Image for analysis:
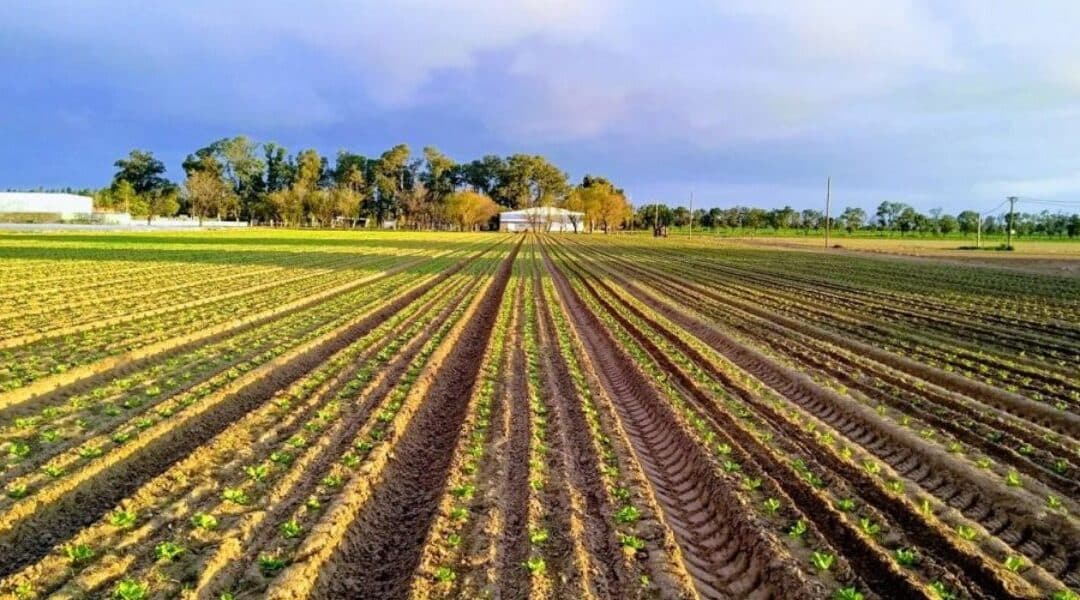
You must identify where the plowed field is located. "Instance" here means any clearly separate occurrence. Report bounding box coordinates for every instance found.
[0,230,1076,600]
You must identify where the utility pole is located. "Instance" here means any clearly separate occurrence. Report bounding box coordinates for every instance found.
[1006,196,1017,249]
[824,176,831,248]
[689,191,694,239]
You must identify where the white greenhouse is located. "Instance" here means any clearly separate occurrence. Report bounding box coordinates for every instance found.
[0,193,94,221]
[499,206,585,233]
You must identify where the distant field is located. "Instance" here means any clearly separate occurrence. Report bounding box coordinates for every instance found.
[690,234,1080,276]
[727,234,1080,254]
[0,229,1076,600]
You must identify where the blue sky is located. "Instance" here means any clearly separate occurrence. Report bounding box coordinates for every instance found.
[2,1,1079,215]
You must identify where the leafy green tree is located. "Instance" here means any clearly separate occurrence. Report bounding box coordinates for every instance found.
[112,150,170,196]
[957,210,980,236]
[636,203,673,229]
[264,143,293,193]
[267,189,304,226]
[293,149,323,192]
[111,180,139,213]
[372,144,411,221]
[184,169,236,225]
[840,206,866,233]
[132,187,180,225]
[939,214,958,235]
[421,146,457,202]
[495,154,568,209]
[460,155,504,197]
[445,191,499,231]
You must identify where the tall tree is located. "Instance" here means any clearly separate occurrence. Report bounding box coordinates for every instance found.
[112,150,170,196]
[372,144,411,221]
[495,154,569,209]
[421,146,457,202]
[264,143,293,193]
[184,169,236,225]
[840,206,866,233]
[460,155,505,197]
[445,191,499,231]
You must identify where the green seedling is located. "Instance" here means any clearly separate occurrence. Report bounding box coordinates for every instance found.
[788,519,808,539]
[894,548,918,567]
[525,556,546,574]
[434,566,456,583]
[834,498,855,512]
[833,587,864,600]
[258,554,287,575]
[65,543,95,564]
[529,528,549,545]
[859,518,880,537]
[451,484,475,499]
[615,505,641,524]
[113,579,148,600]
[42,465,64,478]
[222,488,249,505]
[810,551,834,571]
[1003,555,1026,572]
[110,510,137,529]
[1004,470,1022,487]
[245,464,269,482]
[741,477,762,491]
[192,512,218,530]
[280,519,302,539]
[78,446,104,459]
[619,534,646,551]
[154,541,184,562]
[270,451,293,466]
[955,524,978,541]
[763,498,781,515]
[928,581,956,600]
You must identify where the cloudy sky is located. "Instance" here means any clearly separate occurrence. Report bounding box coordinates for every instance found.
[2,1,1079,214]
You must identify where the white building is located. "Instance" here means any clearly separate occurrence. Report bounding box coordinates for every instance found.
[0,193,94,221]
[500,206,585,233]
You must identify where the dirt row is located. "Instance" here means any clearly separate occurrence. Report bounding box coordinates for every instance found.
[550,236,1077,596]
[312,238,521,598]
[539,240,822,599]
[0,244,502,579]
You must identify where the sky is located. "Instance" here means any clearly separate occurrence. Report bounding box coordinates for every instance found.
[2,1,1080,215]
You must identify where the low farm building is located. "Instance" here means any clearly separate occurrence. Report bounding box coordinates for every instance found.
[499,206,585,232]
[0,193,94,222]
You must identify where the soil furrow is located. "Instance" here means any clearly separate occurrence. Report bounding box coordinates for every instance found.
[0,247,495,578]
[540,239,820,600]
[315,238,519,600]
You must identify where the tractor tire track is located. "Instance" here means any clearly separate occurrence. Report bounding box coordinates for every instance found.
[541,239,820,600]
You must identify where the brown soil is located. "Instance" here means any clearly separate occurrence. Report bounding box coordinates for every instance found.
[588,256,1078,591]
[540,240,822,600]
[493,275,534,600]
[0,248,497,579]
[533,260,629,598]
[315,239,519,599]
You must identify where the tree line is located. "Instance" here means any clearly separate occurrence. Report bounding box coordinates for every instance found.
[636,202,1080,238]
[92,137,631,230]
